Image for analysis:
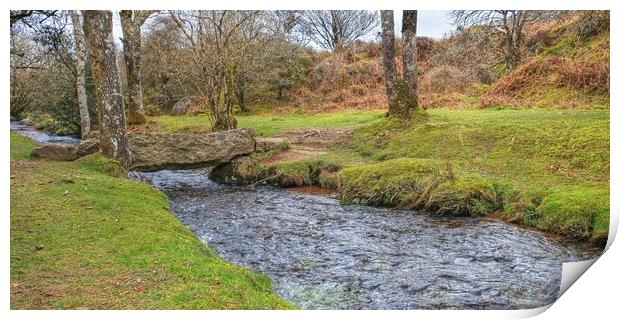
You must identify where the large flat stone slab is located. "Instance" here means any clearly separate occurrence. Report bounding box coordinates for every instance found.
[31,143,79,161]
[128,128,256,171]
[30,139,101,161]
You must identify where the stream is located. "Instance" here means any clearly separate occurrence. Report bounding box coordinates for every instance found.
[132,169,602,310]
[10,121,81,144]
[11,122,602,309]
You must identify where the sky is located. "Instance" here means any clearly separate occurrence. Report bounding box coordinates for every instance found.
[111,10,456,48]
[395,10,454,39]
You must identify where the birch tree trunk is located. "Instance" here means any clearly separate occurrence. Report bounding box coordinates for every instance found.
[402,10,421,113]
[380,10,398,116]
[120,10,153,124]
[83,10,132,167]
[69,10,91,138]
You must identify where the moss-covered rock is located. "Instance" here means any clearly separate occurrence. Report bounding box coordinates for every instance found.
[209,156,263,185]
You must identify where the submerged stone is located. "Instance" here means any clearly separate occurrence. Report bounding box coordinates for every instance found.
[210,156,261,185]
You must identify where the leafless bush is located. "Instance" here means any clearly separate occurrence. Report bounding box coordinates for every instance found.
[575,11,609,38]
[421,66,479,93]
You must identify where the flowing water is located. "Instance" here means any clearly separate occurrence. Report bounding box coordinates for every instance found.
[10,121,80,144]
[132,169,602,310]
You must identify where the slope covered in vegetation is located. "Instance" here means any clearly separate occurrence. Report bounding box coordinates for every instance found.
[480,12,610,109]
[10,133,290,309]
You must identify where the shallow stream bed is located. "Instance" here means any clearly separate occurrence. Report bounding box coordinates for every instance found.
[133,169,602,310]
[10,121,80,144]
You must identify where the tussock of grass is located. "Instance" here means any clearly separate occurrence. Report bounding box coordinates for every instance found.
[339,159,501,217]
[427,174,502,217]
[266,150,369,188]
[536,186,609,240]
[339,158,445,207]
[10,133,290,309]
[10,133,37,160]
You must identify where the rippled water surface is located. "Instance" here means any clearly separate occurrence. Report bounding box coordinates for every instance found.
[133,169,601,310]
[10,121,80,144]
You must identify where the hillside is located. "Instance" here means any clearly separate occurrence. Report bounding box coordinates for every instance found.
[480,12,610,109]
[263,11,609,112]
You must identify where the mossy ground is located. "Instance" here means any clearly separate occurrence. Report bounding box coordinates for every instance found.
[344,108,609,241]
[251,108,608,242]
[10,133,290,309]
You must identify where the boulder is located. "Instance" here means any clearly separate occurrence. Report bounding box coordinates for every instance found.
[31,143,79,161]
[172,98,192,116]
[209,156,261,185]
[255,137,288,152]
[77,138,99,157]
[128,128,256,171]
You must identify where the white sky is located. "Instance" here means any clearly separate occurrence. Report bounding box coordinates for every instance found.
[395,10,454,39]
[111,10,455,48]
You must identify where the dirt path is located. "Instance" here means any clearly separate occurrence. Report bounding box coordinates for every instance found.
[259,128,353,165]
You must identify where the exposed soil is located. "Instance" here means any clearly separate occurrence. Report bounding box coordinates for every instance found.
[260,149,326,166]
[274,128,353,149]
[259,128,353,166]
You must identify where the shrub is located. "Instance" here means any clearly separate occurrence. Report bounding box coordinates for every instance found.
[421,66,473,93]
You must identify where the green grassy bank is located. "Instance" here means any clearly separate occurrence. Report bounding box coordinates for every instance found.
[257,108,609,243]
[10,133,290,309]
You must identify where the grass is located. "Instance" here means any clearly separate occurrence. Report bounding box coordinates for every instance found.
[10,133,290,309]
[345,108,609,242]
[339,158,502,216]
[264,149,370,188]
[148,109,385,136]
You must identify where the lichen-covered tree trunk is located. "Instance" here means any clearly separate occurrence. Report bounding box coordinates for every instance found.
[380,10,399,117]
[83,10,132,167]
[120,10,148,124]
[209,62,238,131]
[69,10,91,138]
[402,10,421,114]
[236,73,249,112]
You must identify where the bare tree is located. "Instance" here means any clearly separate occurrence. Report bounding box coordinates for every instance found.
[83,10,132,167]
[267,10,308,47]
[69,10,90,138]
[299,10,378,51]
[401,10,420,112]
[120,10,155,124]
[170,10,263,130]
[451,10,545,73]
[380,11,398,116]
[10,10,57,28]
